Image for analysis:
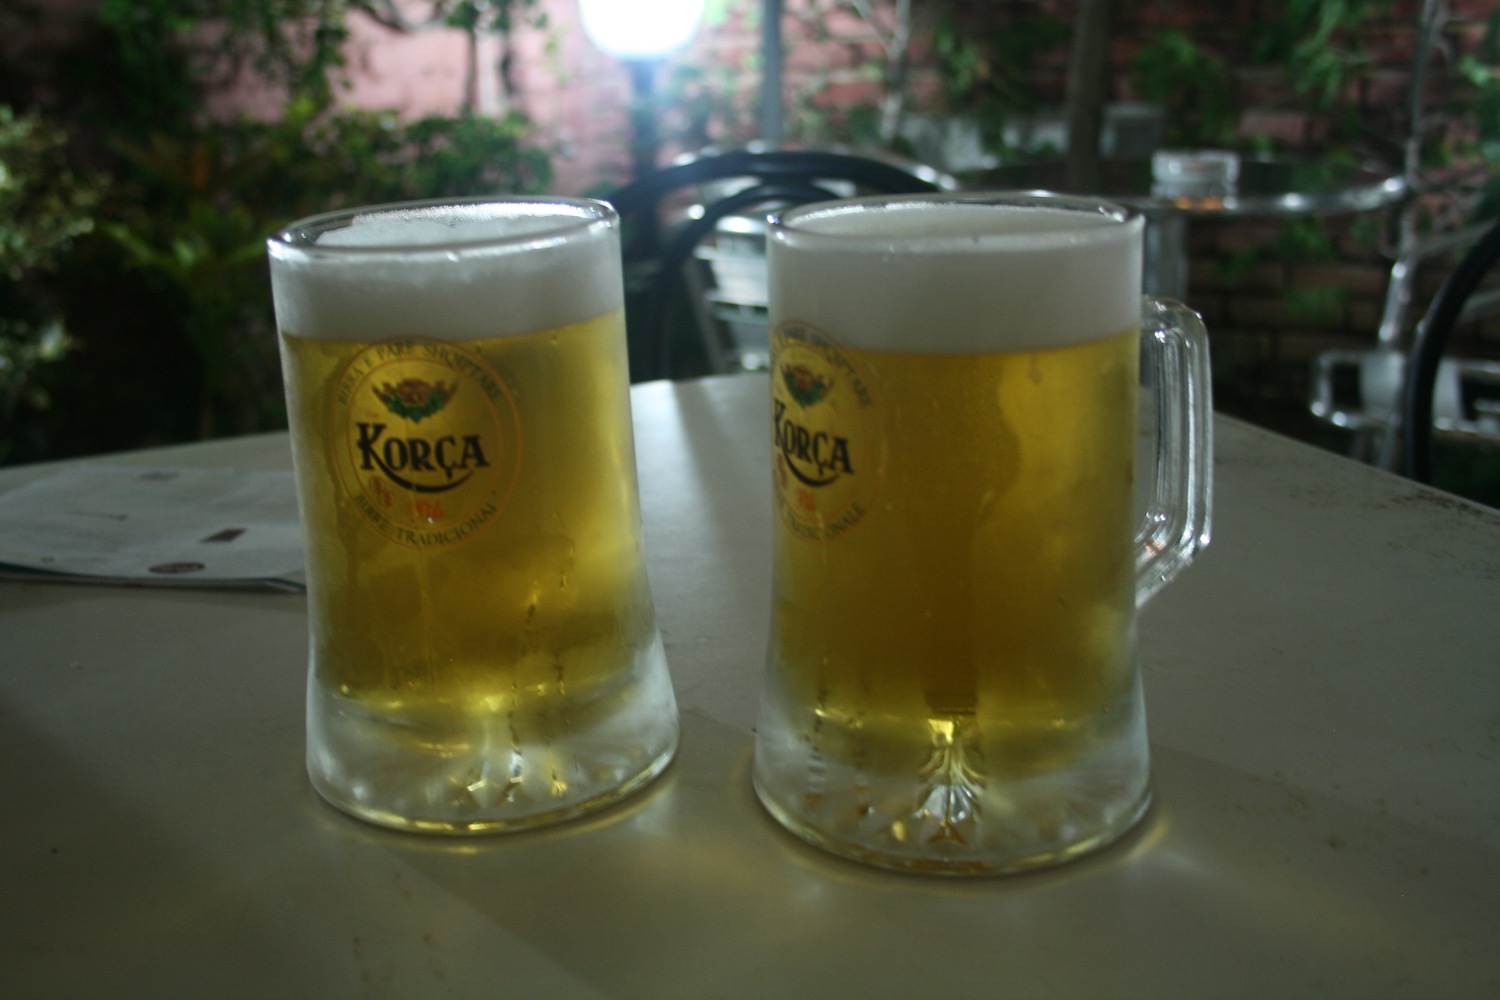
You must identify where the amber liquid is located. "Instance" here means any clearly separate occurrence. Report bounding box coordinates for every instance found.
[756,328,1146,870]
[281,307,676,831]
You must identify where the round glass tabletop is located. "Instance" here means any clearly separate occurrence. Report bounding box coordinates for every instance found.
[971,156,1406,217]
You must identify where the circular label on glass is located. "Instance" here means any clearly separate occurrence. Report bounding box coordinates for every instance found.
[331,337,521,548]
[771,321,877,542]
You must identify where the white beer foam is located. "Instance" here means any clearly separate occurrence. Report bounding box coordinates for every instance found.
[269,203,622,342]
[769,201,1143,353]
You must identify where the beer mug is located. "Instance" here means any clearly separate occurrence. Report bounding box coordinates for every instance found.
[268,197,678,834]
[753,193,1211,873]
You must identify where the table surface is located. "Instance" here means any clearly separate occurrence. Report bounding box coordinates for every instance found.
[975,156,1407,217]
[3,373,1498,999]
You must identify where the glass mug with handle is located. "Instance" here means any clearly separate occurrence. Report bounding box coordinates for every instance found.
[754,192,1211,874]
[268,197,679,834]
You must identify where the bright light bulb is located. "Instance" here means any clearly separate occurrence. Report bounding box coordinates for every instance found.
[579,0,705,60]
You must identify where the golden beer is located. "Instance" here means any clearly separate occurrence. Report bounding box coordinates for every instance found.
[753,194,1209,873]
[768,327,1139,761]
[269,198,678,833]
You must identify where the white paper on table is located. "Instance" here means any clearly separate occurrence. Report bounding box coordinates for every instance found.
[0,466,306,592]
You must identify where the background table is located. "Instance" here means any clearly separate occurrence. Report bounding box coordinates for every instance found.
[974,157,1407,298]
[3,374,1497,998]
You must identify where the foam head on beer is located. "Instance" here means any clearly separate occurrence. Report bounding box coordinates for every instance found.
[768,196,1143,354]
[269,199,622,342]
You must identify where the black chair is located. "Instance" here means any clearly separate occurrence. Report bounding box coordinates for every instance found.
[606,148,949,381]
[1402,215,1500,484]
[1309,219,1500,471]
[1306,0,1498,472]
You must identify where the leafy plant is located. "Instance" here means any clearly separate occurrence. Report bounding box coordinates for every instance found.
[0,106,102,462]
[99,99,552,437]
[1131,30,1238,148]
[930,6,1070,156]
[1458,7,1500,219]
[1250,0,1390,113]
[1,2,558,456]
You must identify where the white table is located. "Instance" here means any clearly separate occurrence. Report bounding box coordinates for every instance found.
[3,374,1497,998]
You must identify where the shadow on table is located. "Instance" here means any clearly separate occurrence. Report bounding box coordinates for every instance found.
[387,714,1495,998]
[0,700,337,997]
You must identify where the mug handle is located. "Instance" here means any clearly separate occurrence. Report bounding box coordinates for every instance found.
[1136,297,1214,607]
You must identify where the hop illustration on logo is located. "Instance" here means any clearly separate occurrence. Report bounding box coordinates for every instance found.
[375,378,457,423]
[781,364,832,407]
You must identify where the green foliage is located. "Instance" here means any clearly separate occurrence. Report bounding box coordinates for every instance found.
[929,6,1070,155]
[1217,213,1350,324]
[2,2,556,461]
[1250,0,1389,112]
[98,98,552,438]
[661,60,755,151]
[0,320,74,456]
[0,106,101,462]
[98,0,354,119]
[443,0,547,36]
[1276,215,1346,323]
[1131,31,1237,147]
[1459,8,1500,219]
[0,107,100,279]
[841,103,886,149]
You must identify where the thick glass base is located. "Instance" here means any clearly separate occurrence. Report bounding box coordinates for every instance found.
[306,634,679,835]
[751,676,1151,875]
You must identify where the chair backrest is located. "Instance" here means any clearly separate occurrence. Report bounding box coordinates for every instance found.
[1306,0,1497,472]
[1309,218,1500,471]
[606,148,947,381]
[1402,216,1500,483]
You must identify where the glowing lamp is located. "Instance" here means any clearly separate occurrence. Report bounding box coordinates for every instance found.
[579,0,705,60]
[579,0,705,178]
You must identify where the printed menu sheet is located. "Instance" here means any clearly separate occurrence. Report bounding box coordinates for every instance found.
[0,466,305,591]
